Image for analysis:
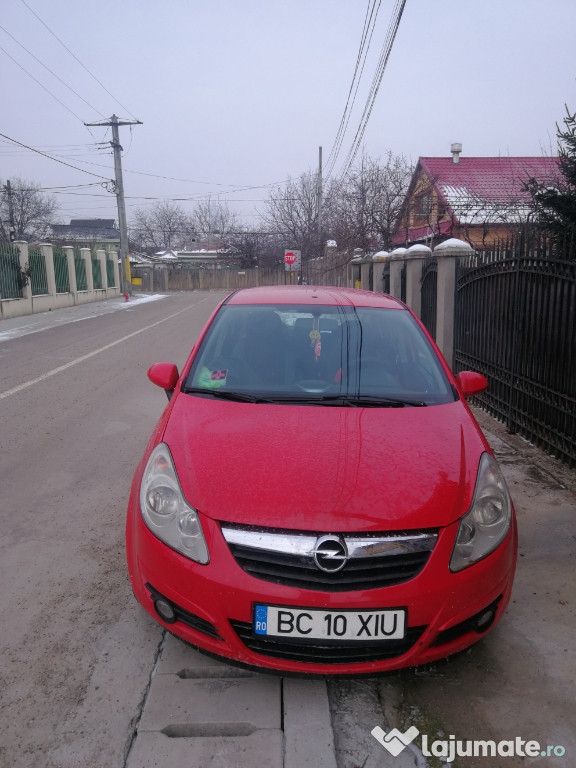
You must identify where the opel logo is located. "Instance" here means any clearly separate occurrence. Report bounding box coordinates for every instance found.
[312,535,348,573]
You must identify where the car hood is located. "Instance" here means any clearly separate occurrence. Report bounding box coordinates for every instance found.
[162,396,488,532]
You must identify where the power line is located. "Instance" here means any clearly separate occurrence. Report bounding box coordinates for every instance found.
[324,0,382,181]
[0,23,105,118]
[338,0,407,180]
[0,131,111,180]
[18,0,137,119]
[0,45,85,124]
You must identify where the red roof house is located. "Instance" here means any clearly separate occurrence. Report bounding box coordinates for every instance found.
[392,147,560,248]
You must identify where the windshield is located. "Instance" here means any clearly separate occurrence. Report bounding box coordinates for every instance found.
[184,304,455,406]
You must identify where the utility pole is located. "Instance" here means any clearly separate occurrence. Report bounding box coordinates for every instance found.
[84,115,142,294]
[4,180,16,241]
[317,146,323,240]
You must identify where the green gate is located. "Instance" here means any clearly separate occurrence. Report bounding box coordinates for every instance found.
[28,247,48,295]
[0,243,23,299]
[53,247,70,292]
[106,255,116,287]
[91,254,102,289]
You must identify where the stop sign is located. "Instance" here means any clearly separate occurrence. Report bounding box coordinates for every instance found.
[284,251,297,265]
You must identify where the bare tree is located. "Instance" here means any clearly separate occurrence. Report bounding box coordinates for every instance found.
[0,177,60,242]
[190,198,240,242]
[263,171,322,261]
[326,151,413,253]
[226,228,285,268]
[130,201,189,252]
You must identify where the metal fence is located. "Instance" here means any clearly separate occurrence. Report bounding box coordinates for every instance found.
[28,247,48,296]
[454,232,576,466]
[420,256,437,337]
[106,255,116,287]
[91,254,102,289]
[0,243,23,299]
[53,247,70,293]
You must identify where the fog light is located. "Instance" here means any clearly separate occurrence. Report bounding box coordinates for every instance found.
[154,597,176,624]
[475,608,496,632]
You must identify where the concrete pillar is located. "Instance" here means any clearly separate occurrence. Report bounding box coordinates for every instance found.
[360,260,371,290]
[371,252,389,293]
[96,249,107,289]
[404,244,432,317]
[63,246,77,295]
[110,250,120,292]
[434,238,475,369]
[39,243,57,297]
[81,247,93,292]
[350,258,362,289]
[389,248,407,300]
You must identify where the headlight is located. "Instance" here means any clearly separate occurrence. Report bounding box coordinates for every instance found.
[139,443,209,564]
[450,452,512,572]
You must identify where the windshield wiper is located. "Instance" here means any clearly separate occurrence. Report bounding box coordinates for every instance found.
[181,386,268,403]
[182,387,427,407]
[313,395,428,408]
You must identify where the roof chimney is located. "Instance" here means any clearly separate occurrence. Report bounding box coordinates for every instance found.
[451,143,462,164]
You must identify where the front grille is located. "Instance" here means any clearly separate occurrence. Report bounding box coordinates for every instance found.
[230,619,426,664]
[221,525,437,592]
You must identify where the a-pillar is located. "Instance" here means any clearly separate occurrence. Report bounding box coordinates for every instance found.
[434,238,475,369]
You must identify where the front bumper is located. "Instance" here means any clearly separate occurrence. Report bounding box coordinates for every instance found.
[126,497,517,675]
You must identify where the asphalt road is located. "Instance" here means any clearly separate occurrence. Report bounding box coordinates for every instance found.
[1,293,574,768]
[0,292,228,768]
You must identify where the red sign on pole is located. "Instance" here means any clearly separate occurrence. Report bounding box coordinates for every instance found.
[284,249,301,271]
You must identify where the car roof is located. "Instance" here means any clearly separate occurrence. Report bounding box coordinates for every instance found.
[224,285,405,309]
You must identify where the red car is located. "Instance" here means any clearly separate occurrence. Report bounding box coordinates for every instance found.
[126,285,517,675]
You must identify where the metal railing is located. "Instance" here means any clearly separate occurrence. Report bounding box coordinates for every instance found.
[454,232,576,466]
[106,255,116,287]
[53,248,70,293]
[91,254,102,289]
[0,243,23,299]
[28,247,48,296]
[420,256,437,338]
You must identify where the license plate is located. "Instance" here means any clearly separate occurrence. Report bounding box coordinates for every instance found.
[254,605,405,641]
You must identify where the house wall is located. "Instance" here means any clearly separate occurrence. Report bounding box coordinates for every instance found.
[394,164,536,249]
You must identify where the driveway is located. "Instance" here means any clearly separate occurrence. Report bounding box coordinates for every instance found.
[329,407,575,768]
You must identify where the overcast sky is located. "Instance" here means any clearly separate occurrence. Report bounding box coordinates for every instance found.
[2,0,575,227]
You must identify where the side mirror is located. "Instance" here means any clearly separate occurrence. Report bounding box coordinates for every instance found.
[147,363,180,399]
[455,371,488,398]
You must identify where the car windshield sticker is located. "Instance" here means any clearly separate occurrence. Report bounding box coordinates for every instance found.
[196,365,227,389]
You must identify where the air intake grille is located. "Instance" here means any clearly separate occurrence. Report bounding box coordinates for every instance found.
[230,620,426,664]
[221,525,437,592]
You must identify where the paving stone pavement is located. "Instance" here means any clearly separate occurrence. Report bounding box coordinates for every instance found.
[125,634,337,768]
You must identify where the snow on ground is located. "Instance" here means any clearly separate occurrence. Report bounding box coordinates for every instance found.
[0,294,168,344]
